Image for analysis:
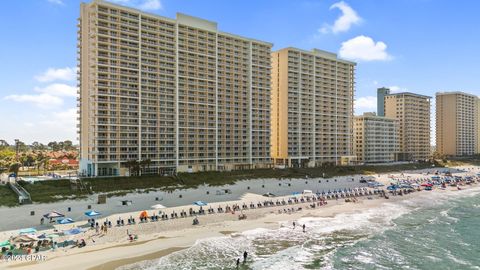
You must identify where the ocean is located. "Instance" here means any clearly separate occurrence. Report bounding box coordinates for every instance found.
[119,186,480,270]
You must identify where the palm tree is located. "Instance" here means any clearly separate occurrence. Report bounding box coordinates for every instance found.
[139,159,152,175]
[125,160,139,176]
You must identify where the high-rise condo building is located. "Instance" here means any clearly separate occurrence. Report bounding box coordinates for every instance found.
[436,91,480,156]
[384,92,431,161]
[354,112,399,163]
[78,0,272,176]
[271,48,356,167]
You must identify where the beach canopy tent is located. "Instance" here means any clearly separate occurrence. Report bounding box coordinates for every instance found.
[11,235,38,243]
[151,204,166,209]
[57,218,74,224]
[193,201,208,206]
[43,211,65,219]
[19,228,37,235]
[0,240,10,247]
[84,210,101,217]
[64,228,83,235]
[139,210,149,219]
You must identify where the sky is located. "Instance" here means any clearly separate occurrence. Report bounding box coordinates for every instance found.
[0,0,479,145]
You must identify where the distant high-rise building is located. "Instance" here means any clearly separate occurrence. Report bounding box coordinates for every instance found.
[384,92,431,161]
[78,0,272,176]
[376,87,390,116]
[436,91,480,156]
[271,48,356,167]
[354,112,399,163]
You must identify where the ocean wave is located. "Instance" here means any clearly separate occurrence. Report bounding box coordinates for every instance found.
[119,186,480,270]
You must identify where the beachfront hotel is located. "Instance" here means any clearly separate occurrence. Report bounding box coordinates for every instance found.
[436,91,480,156]
[382,90,432,161]
[271,48,356,167]
[78,0,272,176]
[353,112,399,164]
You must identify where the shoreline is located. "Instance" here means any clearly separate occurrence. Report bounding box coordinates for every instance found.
[2,166,479,270]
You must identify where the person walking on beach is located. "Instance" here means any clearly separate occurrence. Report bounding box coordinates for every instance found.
[303,224,306,233]
[293,221,296,229]
[236,258,240,269]
[243,251,248,263]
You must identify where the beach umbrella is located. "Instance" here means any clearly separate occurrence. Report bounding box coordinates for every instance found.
[11,235,38,243]
[84,210,101,217]
[0,240,10,247]
[43,211,64,219]
[139,210,149,218]
[19,228,37,235]
[64,228,83,235]
[193,201,207,206]
[151,204,166,209]
[57,218,74,224]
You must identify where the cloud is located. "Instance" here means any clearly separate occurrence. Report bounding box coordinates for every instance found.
[34,83,77,97]
[355,96,377,111]
[4,93,63,109]
[139,0,161,10]
[110,0,162,10]
[388,85,408,93]
[47,0,64,5]
[339,35,392,61]
[35,67,77,82]
[320,1,362,34]
[3,108,78,144]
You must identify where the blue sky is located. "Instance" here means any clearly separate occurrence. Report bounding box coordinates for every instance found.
[0,0,479,144]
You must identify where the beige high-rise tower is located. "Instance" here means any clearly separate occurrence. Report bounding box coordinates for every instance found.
[78,0,272,176]
[436,91,480,156]
[384,92,431,161]
[271,48,356,167]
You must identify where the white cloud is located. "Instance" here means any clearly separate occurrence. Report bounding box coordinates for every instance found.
[139,0,161,10]
[320,1,362,34]
[34,83,77,97]
[35,67,77,82]
[355,96,377,111]
[110,0,162,11]
[2,108,78,144]
[4,93,63,109]
[388,85,408,93]
[339,35,392,61]
[47,0,64,5]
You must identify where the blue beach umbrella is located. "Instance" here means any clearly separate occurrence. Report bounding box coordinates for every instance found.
[84,210,101,217]
[19,228,37,235]
[193,201,207,206]
[64,228,83,235]
[57,218,74,224]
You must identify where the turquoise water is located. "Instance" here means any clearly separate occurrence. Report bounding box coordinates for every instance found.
[120,186,480,270]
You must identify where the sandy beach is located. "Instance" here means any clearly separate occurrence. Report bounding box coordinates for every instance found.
[1,166,479,270]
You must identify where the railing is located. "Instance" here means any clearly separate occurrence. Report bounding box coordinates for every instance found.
[8,182,32,204]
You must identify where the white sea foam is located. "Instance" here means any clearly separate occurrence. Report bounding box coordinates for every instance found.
[119,186,480,270]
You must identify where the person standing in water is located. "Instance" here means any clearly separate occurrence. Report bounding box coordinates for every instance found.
[243,251,248,263]
[293,221,296,229]
[236,258,240,269]
[303,224,306,232]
